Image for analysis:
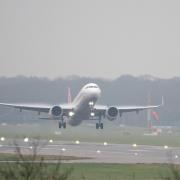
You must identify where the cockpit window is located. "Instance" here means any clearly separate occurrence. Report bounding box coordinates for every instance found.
[85,86,98,89]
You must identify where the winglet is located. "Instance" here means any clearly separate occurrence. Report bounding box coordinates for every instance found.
[161,96,164,106]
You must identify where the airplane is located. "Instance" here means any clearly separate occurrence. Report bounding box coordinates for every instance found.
[0,83,163,129]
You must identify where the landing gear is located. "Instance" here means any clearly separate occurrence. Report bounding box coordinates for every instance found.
[89,101,95,119]
[96,116,103,130]
[59,121,66,129]
[96,123,99,129]
[88,101,104,130]
[100,123,103,129]
[96,122,103,129]
[59,116,66,129]
[94,113,104,130]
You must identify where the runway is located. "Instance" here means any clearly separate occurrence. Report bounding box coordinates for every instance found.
[0,139,180,164]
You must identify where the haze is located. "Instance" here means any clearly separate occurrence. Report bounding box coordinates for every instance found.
[0,0,180,79]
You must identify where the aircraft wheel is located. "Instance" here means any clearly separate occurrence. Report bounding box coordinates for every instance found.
[63,122,66,129]
[59,122,62,129]
[96,123,99,129]
[100,123,103,129]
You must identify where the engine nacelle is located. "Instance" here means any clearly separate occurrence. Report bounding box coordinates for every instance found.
[106,107,118,121]
[49,106,62,117]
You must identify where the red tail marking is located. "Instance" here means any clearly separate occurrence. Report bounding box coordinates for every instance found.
[68,87,72,104]
[151,111,160,121]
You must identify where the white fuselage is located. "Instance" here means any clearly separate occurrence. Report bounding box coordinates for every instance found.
[68,83,101,126]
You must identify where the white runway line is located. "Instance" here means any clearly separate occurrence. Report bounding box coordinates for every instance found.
[130,150,149,152]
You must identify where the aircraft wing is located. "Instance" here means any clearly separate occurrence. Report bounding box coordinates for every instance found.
[94,97,163,114]
[0,103,51,113]
[118,104,161,113]
[0,103,73,114]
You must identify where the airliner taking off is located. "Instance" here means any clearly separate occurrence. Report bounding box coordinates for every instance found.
[0,83,163,129]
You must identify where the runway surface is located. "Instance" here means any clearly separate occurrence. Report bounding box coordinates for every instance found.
[0,139,180,164]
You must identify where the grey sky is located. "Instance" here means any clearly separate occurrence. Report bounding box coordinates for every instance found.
[0,0,180,79]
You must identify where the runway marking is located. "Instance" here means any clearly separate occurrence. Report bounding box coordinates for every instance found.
[129,150,149,152]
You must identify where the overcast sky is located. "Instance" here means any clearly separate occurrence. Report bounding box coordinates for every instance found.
[0,0,180,79]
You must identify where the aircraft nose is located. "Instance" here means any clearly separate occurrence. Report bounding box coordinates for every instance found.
[85,85,101,97]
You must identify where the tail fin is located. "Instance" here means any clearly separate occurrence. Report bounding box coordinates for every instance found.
[161,96,164,106]
[68,87,72,104]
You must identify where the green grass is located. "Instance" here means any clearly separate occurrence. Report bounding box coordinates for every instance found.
[0,153,90,161]
[59,163,180,180]
[0,163,180,180]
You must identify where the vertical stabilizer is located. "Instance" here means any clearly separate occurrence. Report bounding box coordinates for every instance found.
[68,87,72,104]
[147,92,152,131]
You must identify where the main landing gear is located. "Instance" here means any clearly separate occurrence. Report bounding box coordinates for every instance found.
[59,116,66,129]
[96,122,103,129]
[89,101,104,130]
[59,121,66,129]
[95,115,104,130]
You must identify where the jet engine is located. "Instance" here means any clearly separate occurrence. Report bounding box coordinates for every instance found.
[49,106,62,117]
[106,107,118,121]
